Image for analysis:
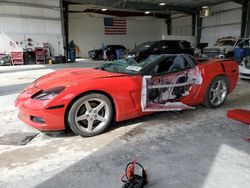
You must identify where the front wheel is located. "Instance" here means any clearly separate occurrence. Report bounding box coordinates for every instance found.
[67,93,113,137]
[204,76,228,108]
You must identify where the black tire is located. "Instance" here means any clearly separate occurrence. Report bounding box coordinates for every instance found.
[67,93,113,137]
[203,76,228,108]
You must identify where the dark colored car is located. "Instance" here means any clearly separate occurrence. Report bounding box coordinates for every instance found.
[127,40,194,62]
[0,54,11,66]
[88,45,126,60]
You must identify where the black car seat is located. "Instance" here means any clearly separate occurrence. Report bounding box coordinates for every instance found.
[168,56,185,72]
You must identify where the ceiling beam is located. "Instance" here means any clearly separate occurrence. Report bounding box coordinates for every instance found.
[0,0,60,9]
[64,0,198,14]
[119,1,197,14]
[69,8,171,19]
[231,0,244,4]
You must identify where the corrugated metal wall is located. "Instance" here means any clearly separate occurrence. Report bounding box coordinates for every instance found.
[172,14,193,36]
[170,2,242,46]
[69,13,165,57]
[0,0,64,56]
[201,2,242,45]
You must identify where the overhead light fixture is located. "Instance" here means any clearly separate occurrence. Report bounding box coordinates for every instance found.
[200,6,212,17]
[202,6,209,9]
[102,8,107,11]
[159,2,166,6]
[145,11,150,14]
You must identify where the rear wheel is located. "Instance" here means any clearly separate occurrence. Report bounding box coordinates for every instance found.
[204,76,228,108]
[67,93,113,137]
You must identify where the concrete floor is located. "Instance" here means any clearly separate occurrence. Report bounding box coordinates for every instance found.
[0,61,250,188]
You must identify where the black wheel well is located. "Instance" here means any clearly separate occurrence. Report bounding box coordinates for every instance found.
[64,90,116,131]
[217,74,230,86]
[209,73,229,81]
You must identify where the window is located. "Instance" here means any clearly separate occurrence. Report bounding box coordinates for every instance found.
[166,41,181,49]
[235,39,243,46]
[152,56,188,74]
[168,56,188,72]
[237,39,250,48]
[152,41,166,51]
[215,40,236,46]
[179,41,192,49]
[133,41,156,51]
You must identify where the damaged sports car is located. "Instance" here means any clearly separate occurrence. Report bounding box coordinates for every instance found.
[16,54,239,137]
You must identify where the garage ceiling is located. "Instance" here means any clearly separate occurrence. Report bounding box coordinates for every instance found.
[65,0,242,15]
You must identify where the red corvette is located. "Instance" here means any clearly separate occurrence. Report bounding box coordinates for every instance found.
[15,54,239,137]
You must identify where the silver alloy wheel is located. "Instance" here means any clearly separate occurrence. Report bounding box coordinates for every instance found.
[209,80,227,106]
[74,98,111,133]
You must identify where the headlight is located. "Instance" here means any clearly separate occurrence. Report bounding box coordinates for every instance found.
[32,86,65,100]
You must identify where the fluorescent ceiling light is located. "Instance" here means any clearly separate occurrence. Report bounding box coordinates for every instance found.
[102,8,107,11]
[145,11,150,14]
[159,2,166,6]
[202,6,209,9]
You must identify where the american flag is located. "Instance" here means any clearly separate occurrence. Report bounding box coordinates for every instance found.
[104,17,126,35]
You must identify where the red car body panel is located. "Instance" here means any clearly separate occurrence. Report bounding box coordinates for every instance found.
[15,58,239,131]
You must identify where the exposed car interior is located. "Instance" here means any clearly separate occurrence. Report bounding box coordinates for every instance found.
[151,55,191,74]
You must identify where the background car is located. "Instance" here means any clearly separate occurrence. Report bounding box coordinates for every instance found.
[16,54,239,137]
[88,45,126,60]
[203,37,243,58]
[126,40,194,62]
[239,56,250,79]
[0,54,11,66]
[233,38,250,63]
[193,48,202,57]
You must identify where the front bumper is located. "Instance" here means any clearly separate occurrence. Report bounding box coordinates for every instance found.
[0,60,11,66]
[15,85,66,131]
[202,53,225,58]
[239,66,250,79]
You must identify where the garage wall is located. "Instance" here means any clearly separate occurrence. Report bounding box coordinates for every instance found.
[172,14,192,36]
[0,0,64,56]
[69,13,164,57]
[69,13,197,58]
[201,2,242,45]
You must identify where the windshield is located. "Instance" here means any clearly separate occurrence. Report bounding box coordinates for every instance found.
[133,41,156,52]
[100,55,162,74]
[215,40,236,46]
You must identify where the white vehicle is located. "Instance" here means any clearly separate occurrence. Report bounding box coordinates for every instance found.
[203,37,243,58]
[236,38,250,48]
[239,56,250,79]
[193,48,202,57]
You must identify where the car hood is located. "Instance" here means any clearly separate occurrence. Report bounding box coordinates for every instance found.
[34,68,125,89]
[204,45,233,50]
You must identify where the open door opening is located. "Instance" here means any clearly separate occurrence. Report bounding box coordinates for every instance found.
[141,56,203,112]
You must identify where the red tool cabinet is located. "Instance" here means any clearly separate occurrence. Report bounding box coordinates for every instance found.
[10,52,24,65]
[35,47,45,64]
